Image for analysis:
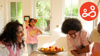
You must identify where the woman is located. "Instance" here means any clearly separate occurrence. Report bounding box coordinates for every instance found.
[0,21,25,56]
[61,18,90,56]
[25,18,42,55]
[88,22,100,56]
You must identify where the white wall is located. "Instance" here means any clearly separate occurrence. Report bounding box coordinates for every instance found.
[0,0,5,32]
[0,10,4,33]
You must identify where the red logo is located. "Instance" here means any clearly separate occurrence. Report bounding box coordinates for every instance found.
[80,2,98,21]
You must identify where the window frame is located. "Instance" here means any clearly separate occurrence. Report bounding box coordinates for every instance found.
[9,0,23,23]
[65,0,78,19]
[35,0,51,35]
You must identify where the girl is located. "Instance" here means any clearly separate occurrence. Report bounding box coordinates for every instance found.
[0,21,25,56]
[25,18,42,55]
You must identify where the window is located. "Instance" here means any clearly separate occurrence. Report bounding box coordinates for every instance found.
[36,1,50,34]
[10,2,23,24]
[65,0,78,19]
[96,2,100,27]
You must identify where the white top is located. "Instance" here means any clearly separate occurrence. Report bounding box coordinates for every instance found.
[12,44,17,55]
[88,28,100,43]
[0,44,24,56]
[73,39,82,49]
[88,33,93,42]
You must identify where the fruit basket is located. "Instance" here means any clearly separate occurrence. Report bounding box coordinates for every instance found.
[38,46,64,54]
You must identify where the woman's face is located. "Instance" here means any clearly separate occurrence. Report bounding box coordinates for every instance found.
[68,30,77,39]
[30,20,35,27]
[16,26,24,43]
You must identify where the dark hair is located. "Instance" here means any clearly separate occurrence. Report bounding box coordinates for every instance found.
[0,20,25,49]
[29,18,35,27]
[61,18,82,34]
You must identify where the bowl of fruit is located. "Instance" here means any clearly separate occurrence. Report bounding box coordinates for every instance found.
[38,46,64,54]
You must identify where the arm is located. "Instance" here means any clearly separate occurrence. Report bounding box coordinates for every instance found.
[67,35,80,56]
[74,45,90,53]
[25,20,29,27]
[75,30,92,53]
[71,50,81,56]
[34,26,43,34]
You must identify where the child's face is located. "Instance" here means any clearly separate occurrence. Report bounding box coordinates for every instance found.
[30,20,35,27]
[68,30,77,39]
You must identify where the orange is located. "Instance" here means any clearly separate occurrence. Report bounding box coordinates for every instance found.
[51,46,54,48]
[53,48,56,51]
[58,48,62,51]
[49,48,54,51]
[44,48,49,51]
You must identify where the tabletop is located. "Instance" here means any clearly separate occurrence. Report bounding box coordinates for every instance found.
[29,51,68,56]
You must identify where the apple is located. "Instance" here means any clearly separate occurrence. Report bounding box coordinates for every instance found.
[61,47,64,50]
[55,46,58,50]
[49,46,52,48]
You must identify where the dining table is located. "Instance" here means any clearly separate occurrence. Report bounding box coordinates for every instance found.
[29,51,68,56]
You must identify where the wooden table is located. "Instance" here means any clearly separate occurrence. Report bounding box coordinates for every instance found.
[29,51,68,56]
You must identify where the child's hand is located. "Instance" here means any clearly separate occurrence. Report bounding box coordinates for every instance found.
[33,24,35,27]
[34,26,38,30]
[25,20,28,27]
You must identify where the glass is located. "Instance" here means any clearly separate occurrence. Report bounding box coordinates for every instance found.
[36,1,44,17]
[11,18,16,21]
[65,0,71,16]
[11,2,16,17]
[36,1,50,34]
[35,17,44,31]
[44,17,50,33]
[65,0,78,16]
[65,17,71,19]
[36,1,50,17]
[17,18,23,24]
[72,0,78,16]
[17,2,22,17]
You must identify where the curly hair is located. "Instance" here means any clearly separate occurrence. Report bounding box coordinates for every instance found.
[61,18,82,34]
[0,21,25,49]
